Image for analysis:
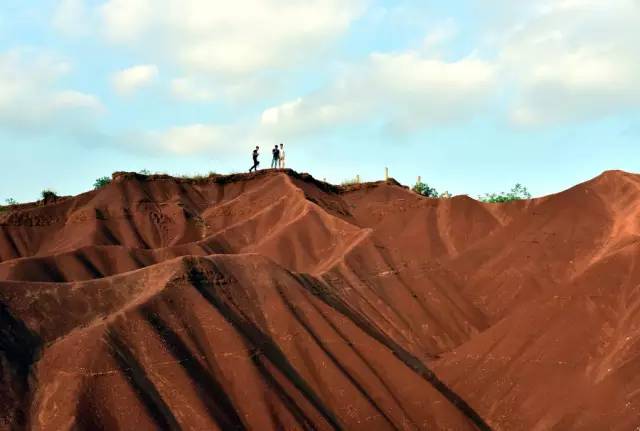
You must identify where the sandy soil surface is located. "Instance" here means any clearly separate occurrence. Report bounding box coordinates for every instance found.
[0,169,638,430]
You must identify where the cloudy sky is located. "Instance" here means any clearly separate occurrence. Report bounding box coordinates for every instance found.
[1,0,639,202]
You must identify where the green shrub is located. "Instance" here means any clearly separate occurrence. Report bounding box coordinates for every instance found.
[94,177,112,189]
[413,181,438,198]
[41,189,58,201]
[5,198,17,206]
[480,184,531,203]
[139,169,151,175]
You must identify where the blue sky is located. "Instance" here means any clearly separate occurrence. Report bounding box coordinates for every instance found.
[0,0,638,203]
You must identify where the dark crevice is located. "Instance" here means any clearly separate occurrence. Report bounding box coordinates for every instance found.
[293,283,422,428]
[0,227,22,261]
[250,351,317,431]
[187,264,343,431]
[139,304,247,431]
[75,251,104,279]
[0,301,42,430]
[293,273,493,431]
[41,260,66,283]
[106,328,182,431]
[99,224,122,247]
[0,303,42,381]
[272,282,402,431]
[264,390,291,431]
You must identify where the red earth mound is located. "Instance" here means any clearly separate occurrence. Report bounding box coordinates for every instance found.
[0,169,638,430]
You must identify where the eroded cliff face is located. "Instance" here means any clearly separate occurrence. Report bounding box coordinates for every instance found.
[0,169,638,430]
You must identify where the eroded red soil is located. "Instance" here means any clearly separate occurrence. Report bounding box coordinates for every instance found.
[1,169,638,430]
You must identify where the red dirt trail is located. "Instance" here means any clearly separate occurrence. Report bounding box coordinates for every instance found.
[0,169,638,430]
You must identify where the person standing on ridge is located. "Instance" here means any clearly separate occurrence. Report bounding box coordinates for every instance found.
[271,144,280,169]
[278,143,285,169]
[249,146,260,172]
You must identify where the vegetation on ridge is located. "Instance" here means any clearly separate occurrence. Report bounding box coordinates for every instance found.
[413,181,439,198]
[5,171,536,208]
[94,177,112,189]
[479,184,531,203]
[41,189,58,201]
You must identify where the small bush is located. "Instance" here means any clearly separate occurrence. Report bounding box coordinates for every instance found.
[94,177,111,189]
[413,181,438,198]
[139,169,151,175]
[479,184,531,203]
[41,189,58,201]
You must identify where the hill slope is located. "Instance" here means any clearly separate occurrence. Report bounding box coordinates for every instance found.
[1,169,638,430]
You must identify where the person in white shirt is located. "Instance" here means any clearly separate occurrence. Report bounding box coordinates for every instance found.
[278,143,285,169]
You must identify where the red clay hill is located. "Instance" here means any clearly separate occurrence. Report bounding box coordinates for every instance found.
[1,169,639,430]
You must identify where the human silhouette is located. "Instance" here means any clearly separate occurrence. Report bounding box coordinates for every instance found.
[278,143,285,168]
[271,145,280,169]
[249,146,260,172]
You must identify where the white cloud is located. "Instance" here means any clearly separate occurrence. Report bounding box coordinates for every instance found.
[260,50,496,137]
[53,0,92,36]
[260,97,359,137]
[50,90,103,111]
[40,0,640,154]
[96,0,364,100]
[262,99,304,126]
[499,0,640,125]
[0,49,103,132]
[171,77,215,102]
[121,124,237,155]
[112,64,159,95]
[369,52,494,97]
[100,0,153,43]
[423,20,458,50]
[152,124,225,154]
[170,74,283,104]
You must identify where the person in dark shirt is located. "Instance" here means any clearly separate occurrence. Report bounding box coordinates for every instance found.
[271,145,280,169]
[249,146,260,172]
